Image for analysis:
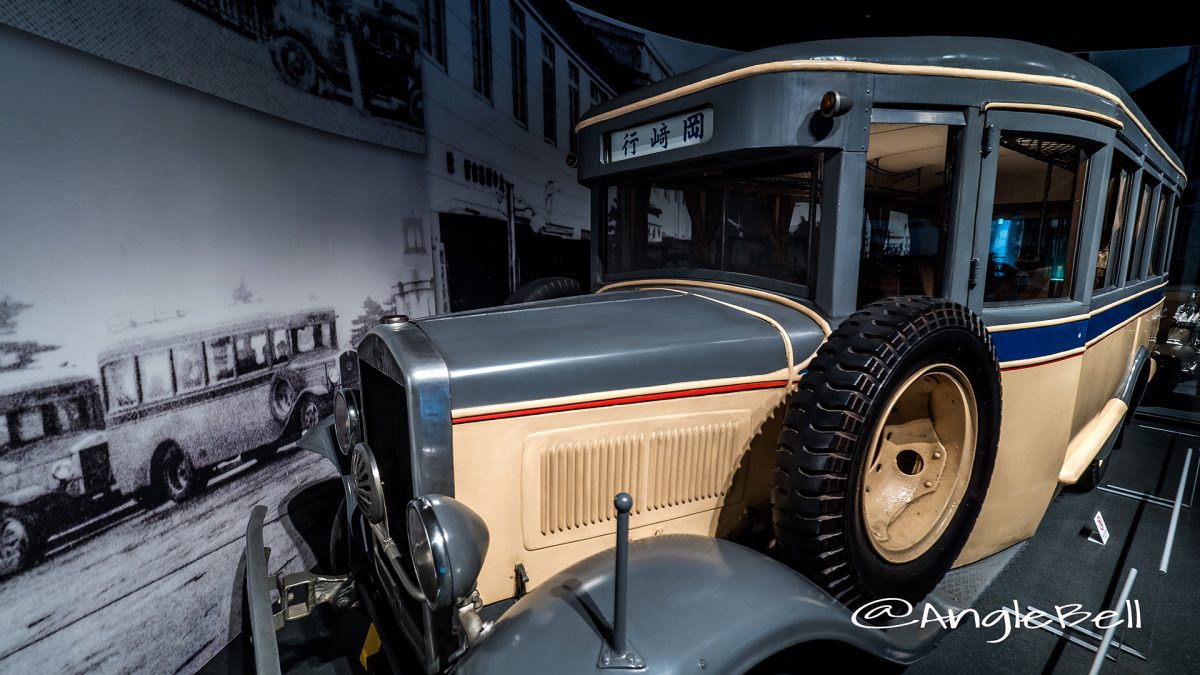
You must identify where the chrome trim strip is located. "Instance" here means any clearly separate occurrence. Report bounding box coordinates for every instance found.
[358,324,454,497]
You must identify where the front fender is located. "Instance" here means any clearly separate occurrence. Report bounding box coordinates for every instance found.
[1,484,59,507]
[454,535,946,675]
[302,383,331,400]
[67,431,107,455]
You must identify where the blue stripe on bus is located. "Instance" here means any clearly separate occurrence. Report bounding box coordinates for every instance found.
[989,289,1163,364]
[990,318,1086,363]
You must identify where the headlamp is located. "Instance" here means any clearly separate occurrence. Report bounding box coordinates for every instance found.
[52,458,80,482]
[333,388,362,455]
[406,495,490,610]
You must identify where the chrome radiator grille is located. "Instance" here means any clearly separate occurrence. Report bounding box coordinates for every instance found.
[359,359,412,531]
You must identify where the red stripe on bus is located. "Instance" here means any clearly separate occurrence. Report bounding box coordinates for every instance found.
[451,380,790,424]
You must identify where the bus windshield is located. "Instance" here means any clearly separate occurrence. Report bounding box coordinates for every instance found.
[602,155,823,292]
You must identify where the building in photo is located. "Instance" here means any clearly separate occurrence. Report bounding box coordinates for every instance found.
[419,0,634,312]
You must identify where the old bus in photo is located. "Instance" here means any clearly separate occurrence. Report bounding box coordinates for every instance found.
[99,307,338,505]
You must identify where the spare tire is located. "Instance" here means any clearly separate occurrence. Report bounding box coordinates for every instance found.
[773,296,1000,608]
[504,277,582,305]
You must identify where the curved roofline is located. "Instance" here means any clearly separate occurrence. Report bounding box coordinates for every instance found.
[577,37,1183,179]
[0,373,96,399]
[98,306,337,360]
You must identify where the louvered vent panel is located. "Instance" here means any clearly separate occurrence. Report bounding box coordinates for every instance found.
[536,419,743,536]
[540,433,643,536]
[645,421,740,511]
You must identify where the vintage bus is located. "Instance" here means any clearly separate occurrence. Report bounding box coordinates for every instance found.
[244,38,1188,674]
[99,307,338,505]
[1,371,114,577]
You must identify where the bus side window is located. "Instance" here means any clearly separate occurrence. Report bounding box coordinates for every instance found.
[1094,156,1133,290]
[1149,190,1171,276]
[56,397,89,432]
[103,358,139,410]
[1128,180,1156,281]
[235,333,270,374]
[17,408,46,443]
[175,343,207,392]
[295,325,317,353]
[985,133,1087,303]
[272,329,291,364]
[858,124,958,306]
[207,337,236,382]
[139,349,175,402]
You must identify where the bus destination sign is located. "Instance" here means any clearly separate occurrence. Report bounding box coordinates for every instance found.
[604,107,713,163]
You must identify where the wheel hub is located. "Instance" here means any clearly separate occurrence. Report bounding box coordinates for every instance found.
[302,401,320,431]
[168,450,192,492]
[0,517,30,576]
[861,364,977,563]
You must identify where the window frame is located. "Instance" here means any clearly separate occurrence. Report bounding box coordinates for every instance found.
[600,153,826,298]
[234,331,271,376]
[1160,191,1180,278]
[568,61,580,154]
[857,121,965,307]
[421,0,447,68]
[206,335,237,383]
[16,407,48,443]
[174,342,209,394]
[541,36,557,146]
[102,356,141,412]
[1093,149,1138,293]
[1127,175,1159,284]
[1147,185,1172,277]
[590,82,606,109]
[470,0,493,101]
[509,1,527,125]
[982,133,1090,305]
[137,348,177,404]
[969,111,1112,316]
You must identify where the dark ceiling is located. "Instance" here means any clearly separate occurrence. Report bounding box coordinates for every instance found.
[572,1,1197,53]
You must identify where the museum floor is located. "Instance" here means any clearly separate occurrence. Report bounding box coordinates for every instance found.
[201,419,1200,674]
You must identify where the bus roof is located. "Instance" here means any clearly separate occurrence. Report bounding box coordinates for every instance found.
[97,304,336,362]
[0,368,96,401]
[579,36,1183,179]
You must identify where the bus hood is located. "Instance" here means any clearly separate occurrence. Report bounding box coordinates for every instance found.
[415,284,828,420]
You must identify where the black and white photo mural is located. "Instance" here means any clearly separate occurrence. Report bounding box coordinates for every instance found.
[0,23,430,673]
[0,0,426,152]
[0,1,737,670]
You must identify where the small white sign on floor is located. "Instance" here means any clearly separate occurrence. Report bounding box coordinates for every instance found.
[1089,511,1110,545]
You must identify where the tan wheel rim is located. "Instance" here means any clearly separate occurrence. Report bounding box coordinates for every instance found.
[861,363,977,564]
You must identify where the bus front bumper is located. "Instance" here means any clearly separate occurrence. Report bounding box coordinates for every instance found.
[242,505,355,675]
